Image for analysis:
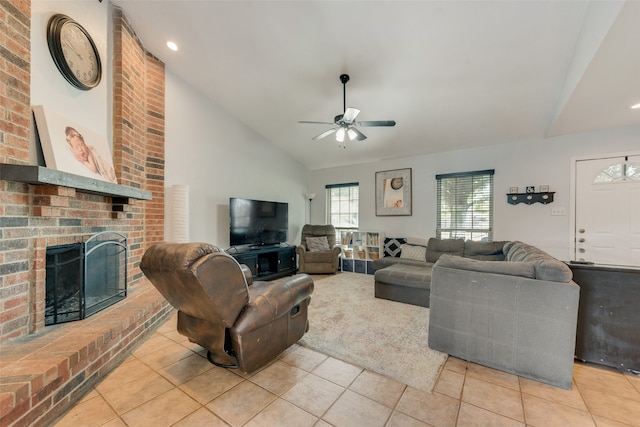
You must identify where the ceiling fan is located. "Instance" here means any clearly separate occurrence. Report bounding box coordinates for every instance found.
[299,74,396,148]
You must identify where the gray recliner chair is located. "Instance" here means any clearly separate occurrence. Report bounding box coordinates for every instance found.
[295,224,342,274]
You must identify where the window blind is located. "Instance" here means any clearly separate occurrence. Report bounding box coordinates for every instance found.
[436,170,494,241]
[326,183,359,229]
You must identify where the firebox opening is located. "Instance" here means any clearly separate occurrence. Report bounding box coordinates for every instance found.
[45,232,128,326]
[46,243,83,325]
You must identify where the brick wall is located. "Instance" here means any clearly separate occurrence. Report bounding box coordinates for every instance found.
[0,1,31,166]
[112,8,166,246]
[0,0,33,342]
[0,2,165,343]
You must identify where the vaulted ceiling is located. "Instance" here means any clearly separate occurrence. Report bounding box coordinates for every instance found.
[112,0,640,170]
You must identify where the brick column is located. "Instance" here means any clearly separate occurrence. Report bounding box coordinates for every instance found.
[0,0,33,340]
[112,8,165,269]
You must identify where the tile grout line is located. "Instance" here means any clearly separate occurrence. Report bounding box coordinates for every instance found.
[518,376,527,426]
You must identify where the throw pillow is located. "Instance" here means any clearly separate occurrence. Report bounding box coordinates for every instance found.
[306,236,330,252]
[384,238,407,257]
[399,244,426,261]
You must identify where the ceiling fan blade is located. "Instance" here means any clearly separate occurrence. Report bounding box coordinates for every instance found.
[342,107,361,124]
[312,128,338,140]
[356,120,396,127]
[298,120,335,125]
[349,127,367,141]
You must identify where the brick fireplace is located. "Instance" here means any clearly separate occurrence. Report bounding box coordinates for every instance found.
[1,3,171,426]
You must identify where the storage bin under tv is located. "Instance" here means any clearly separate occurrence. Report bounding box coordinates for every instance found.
[229,245,296,281]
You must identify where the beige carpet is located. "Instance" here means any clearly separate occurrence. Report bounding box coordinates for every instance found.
[299,272,448,393]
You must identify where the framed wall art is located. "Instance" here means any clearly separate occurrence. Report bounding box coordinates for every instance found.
[32,105,117,184]
[376,168,412,216]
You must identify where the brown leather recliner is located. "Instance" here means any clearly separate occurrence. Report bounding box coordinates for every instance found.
[140,242,314,374]
[295,224,342,274]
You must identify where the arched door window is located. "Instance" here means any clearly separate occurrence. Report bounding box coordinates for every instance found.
[594,162,640,183]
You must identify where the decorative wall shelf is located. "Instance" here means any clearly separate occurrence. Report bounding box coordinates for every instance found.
[0,163,152,200]
[507,192,555,205]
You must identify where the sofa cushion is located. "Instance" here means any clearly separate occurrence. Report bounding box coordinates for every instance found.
[400,244,427,261]
[436,254,535,279]
[463,240,507,261]
[305,236,330,252]
[374,263,432,290]
[371,256,429,271]
[503,241,572,282]
[531,258,573,283]
[384,237,407,257]
[302,250,335,262]
[503,241,539,262]
[426,238,464,262]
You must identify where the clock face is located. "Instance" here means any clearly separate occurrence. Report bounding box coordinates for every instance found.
[60,22,100,87]
[47,14,102,90]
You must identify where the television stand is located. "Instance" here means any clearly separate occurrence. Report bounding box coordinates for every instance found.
[248,244,279,251]
[229,245,296,281]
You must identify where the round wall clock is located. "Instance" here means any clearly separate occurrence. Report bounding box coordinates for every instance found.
[47,14,102,90]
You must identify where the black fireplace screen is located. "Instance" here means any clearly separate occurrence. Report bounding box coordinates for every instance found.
[45,231,127,325]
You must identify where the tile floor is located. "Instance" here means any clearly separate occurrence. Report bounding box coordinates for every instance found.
[53,312,640,427]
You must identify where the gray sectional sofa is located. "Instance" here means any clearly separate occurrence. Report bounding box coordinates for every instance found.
[372,238,506,307]
[372,238,580,389]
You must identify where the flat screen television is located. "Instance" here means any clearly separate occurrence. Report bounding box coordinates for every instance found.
[229,198,288,247]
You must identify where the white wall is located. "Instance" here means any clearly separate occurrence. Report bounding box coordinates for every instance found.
[309,124,640,260]
[30,1,111,163]
[164,70,309,248]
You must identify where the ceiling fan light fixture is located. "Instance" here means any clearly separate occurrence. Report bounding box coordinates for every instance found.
[299,74,395,147]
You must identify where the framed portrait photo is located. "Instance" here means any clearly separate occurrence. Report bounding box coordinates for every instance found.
[376,168,412,216]
[32,105,117,184]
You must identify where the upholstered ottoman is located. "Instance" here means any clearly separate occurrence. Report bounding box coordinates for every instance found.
[374,263,433,307]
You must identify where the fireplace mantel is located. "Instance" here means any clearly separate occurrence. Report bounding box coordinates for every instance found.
[0,163,152,200]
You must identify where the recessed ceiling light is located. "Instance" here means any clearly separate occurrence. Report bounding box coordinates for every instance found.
[631,103,640,109]
[166,41,178,51]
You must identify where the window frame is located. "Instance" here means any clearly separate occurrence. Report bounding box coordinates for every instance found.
[436,169,494,241]
[326,182,359,233]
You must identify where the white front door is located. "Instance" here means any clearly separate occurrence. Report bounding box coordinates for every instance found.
[575,155,640,267]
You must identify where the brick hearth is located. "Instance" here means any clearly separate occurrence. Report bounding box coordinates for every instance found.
[0,280,173,426]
